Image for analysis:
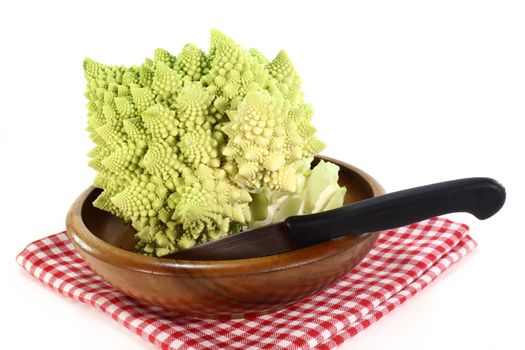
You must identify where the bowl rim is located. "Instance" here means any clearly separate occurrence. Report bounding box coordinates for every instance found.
[66,155,385,277]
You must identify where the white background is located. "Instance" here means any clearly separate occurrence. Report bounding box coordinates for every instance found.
[1,0,524,349]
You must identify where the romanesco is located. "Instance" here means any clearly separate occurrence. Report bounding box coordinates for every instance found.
[84,30,342,256]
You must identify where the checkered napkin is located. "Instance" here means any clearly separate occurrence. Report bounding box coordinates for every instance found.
[16,217,476,349]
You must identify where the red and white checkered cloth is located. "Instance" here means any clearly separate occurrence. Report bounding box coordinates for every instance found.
[16,217,476,349]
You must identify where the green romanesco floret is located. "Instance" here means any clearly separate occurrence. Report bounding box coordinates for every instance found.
[83,29,338,256]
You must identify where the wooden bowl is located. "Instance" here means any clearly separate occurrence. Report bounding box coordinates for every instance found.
[66,156,384,319]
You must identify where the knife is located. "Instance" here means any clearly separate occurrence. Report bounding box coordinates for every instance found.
[170,177,505,260]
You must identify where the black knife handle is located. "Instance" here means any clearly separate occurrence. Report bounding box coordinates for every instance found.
[285,177,506,248]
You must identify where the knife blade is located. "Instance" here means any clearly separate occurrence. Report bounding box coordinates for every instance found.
[170,222,299,260]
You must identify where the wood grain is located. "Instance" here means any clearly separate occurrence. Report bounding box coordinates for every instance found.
[66,156,385,319]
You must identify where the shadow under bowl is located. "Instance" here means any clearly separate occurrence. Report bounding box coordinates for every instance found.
[66,155,384,319]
